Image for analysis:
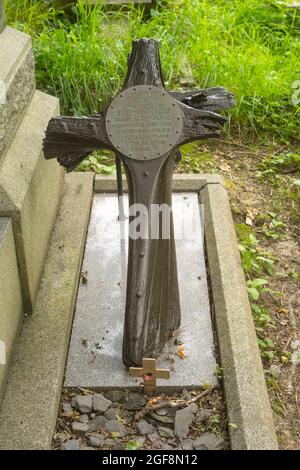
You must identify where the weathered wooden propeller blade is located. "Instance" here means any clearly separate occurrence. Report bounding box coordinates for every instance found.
[170,86,235,112]
[42,38,234,368]
[43,113,111,171]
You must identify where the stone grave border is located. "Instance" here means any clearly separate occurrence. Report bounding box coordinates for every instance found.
[0,172,277,450]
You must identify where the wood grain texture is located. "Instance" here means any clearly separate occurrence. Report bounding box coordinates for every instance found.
[122,153,180,366]
[170,87,235,112]
[119,39,182,366]
[123,39,164,90]
[177,103,228,146]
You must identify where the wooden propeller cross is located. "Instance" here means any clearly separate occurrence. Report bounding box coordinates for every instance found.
[43,39,234,368]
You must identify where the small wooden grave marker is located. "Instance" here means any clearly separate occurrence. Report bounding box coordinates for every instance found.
[129,358,170,395]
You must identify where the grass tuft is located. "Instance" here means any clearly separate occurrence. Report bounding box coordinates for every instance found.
[5,0,300,142]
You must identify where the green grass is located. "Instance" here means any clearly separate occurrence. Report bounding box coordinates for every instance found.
[5,0,300,143]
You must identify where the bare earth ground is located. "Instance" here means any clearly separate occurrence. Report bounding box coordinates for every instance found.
[194,140,300,450]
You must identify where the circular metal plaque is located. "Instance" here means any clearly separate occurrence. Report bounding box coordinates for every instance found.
[106,85,183,160]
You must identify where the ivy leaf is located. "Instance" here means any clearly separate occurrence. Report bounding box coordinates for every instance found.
[251,278,268,288]
[247,287,259,300]
[126,441,140,450]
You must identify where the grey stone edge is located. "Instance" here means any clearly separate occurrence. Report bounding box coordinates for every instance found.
[0,217,23,404]
[94,173,278,450]
[0,172,94,450]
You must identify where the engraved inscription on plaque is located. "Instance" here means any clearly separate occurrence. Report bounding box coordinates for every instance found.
[106,85,183,160]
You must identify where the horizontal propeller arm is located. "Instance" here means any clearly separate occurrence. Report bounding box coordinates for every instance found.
[43,112,112,171]
[170,86,235,112]
[177,102,228,146]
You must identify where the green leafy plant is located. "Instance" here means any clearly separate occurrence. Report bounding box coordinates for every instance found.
[251,302,273,328]
[76,152,116,174]
[257,338,275,360]
[238,233,279,361]
[215,364,224,380]
[126,441,142,450]
[259,212,287,240]
[238,234,276,275]
[257,153,300,181]
[246,278,268,301]
[208,415,221,434]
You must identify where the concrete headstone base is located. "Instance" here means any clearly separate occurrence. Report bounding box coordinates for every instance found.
[0,27,65,314]
[0,90,64,313]
[0,173,94,450]
[0,218,23,401]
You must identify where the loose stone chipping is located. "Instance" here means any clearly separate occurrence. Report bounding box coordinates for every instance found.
[72,422,89,434]
[88,433,104,448]
[92,394,112,412]
[194,432,225,450]
[88,415,107,432]
[61,440,80,451]
[76,395,92,414]
[179,439,195,450]
[53,388,227,450]
[104,408,122,420]
[79,415,89,424]
[174,403,198,438]
[136,420,154,435]
[104,390,125,403]
[158,427,174,438]
[124,393,146,411]
[104,420,127,438]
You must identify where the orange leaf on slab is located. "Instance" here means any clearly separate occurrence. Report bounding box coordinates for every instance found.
[148,398,158,405]
[177,345,186,359]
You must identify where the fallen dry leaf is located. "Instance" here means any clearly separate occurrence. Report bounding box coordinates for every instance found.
[177,345,186,359]
[245,208,258,226]
[219,163,231,172]
[277,307,289,315]
[148,398,158,405]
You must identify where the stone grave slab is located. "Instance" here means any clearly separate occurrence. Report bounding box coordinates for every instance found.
[0,90,64,313]
[65,192,217,389]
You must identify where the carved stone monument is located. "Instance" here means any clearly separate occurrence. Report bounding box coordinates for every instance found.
[43,39,234,367]
[0,3,64,403]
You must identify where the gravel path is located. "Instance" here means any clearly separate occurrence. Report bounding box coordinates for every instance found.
[53,386,228,450]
